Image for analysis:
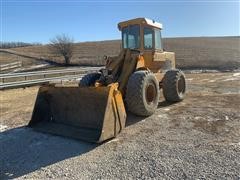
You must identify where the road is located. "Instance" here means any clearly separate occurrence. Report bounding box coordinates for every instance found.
[0,72,240,179]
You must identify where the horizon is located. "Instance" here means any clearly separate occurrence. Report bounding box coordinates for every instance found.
[1,1,239,43]
[1,35,240,45]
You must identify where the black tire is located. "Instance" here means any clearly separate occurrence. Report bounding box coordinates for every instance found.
[79,72,101,87]
[125,70,160,116]
[162,69,186,102]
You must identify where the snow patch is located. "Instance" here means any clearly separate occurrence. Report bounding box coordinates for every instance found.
[0,124,8,132]
[233,73,240,77]
[222,78,238,81]
[158,114,168,118]
[194,116,202,120]
[107,138,119,144]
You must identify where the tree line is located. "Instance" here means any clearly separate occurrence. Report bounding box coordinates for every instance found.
[0,42,42,49]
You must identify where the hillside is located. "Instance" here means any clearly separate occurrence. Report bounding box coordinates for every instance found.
[1,37,239,71]
[163,37,240,70]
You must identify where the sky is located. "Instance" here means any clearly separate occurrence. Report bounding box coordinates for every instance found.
[1,0,240,44]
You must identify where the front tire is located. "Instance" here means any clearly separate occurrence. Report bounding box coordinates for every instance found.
[79,72,101,87]
[162,69,186,102]
[125,70,160,116]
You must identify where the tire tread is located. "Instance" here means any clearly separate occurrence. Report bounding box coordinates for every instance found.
[126,70,159,116]
[163,69,186,102]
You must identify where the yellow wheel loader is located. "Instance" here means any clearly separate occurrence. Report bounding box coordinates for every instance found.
[29,18,186,143]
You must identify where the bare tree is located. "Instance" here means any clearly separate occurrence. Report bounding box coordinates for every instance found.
[49,34,74,65]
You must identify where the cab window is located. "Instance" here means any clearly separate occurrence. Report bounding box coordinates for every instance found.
[122,25,140,49]
[144,27,153,49]
[155,28,162,50]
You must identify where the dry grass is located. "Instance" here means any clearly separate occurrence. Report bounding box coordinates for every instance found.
[0,52,42,66]
[163,37,240,70]
[1,37,240,70]
[0,87,38,127]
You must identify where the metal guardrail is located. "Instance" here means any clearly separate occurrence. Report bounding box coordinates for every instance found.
[0,74,84,89]
[0,67,101,78]
[0,67,101,89]
[0,61,22,71]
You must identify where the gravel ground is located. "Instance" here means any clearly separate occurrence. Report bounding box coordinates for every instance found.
[0,72,240,179]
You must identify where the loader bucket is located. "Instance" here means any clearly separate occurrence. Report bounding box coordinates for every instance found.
[28,83,126,143]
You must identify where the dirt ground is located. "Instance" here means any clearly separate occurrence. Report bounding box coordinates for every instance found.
[0,72,240,179]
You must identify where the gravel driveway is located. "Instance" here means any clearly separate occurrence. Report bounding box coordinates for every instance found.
[0,72,240,179]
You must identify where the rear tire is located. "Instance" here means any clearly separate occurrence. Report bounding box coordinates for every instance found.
[79,72,101,87]
[162,69,186,102]
[126,70,160,116]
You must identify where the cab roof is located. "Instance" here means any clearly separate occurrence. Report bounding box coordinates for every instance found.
[118,18,163,30]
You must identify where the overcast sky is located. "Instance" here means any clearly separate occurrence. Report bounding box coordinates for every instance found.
[1,0,239,43]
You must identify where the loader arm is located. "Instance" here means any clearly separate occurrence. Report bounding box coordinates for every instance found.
[101,48,139,94]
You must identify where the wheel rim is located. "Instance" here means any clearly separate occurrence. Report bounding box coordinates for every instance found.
[177,75,185,95]
[145,83,156,104]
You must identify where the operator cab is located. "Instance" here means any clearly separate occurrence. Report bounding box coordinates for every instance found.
[118,18,163,51]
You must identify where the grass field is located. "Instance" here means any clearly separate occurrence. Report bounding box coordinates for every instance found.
[163,37,240,70]
[0,36,239,71]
